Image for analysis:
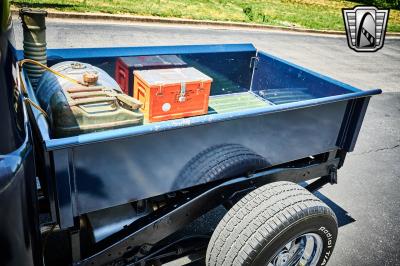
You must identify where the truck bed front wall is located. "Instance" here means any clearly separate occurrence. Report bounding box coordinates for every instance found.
[53,100,347,228]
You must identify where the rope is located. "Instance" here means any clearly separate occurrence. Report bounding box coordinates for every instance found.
[18,58,89,120]
[24,98,49,120]
[18,59,88,87]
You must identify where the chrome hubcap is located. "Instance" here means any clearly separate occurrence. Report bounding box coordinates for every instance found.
[267,233,323,266]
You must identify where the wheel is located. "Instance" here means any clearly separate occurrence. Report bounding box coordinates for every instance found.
[172,144,270,190]
[206,181,338,266]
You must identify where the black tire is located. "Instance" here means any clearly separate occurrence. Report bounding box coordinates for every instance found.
[172,144,270,190]
[206,181,338,266]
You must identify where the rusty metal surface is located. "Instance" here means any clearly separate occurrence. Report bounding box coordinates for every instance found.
[35,61,143,137]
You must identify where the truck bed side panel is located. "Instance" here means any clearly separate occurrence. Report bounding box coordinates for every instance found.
[53,100,347,226]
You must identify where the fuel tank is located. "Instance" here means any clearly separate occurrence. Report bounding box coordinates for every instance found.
[35,61,144,138]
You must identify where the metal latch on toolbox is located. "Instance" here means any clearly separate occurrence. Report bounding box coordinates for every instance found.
[197,81,204,95]
[179,82,186,102]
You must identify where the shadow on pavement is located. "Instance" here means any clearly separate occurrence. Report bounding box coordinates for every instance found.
[314,191,356,227]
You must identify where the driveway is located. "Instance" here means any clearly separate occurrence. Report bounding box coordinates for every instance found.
[13,18,400,265]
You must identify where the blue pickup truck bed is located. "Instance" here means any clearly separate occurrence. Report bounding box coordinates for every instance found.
[22,43,381,228]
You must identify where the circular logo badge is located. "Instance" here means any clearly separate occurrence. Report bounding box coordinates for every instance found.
[162,102,171,112]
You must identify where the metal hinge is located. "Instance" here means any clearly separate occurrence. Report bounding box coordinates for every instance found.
[178,82,186,102]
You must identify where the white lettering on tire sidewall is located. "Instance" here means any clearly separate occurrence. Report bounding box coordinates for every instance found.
[319,226,334,265]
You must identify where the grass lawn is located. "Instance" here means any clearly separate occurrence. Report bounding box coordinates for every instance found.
[11,0,400,32]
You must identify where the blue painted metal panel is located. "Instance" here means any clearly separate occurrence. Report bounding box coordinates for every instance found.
[336,97,371,152]
[42,44,256,97]
[38,89,379,151]
[251,51,362,104]
[0,104,39,266]
[70,100,347,215]
[17,43,256,61]
[0,122,39,266]
[1,4,41,264]
[52,149,76,228]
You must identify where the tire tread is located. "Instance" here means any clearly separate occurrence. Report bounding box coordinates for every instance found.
[174,144,269,189]
[206,181,337,266]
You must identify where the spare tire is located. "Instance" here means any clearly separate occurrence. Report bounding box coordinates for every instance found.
[172,144,270,190]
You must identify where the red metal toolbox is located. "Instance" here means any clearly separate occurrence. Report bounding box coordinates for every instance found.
[115,55,187,96]
[133,67,212,122]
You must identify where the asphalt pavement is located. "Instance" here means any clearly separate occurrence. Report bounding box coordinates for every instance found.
[12,18,400,265]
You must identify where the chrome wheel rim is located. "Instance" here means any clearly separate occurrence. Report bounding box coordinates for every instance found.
[266,233,323,266]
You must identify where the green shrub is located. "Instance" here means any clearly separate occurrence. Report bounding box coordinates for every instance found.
[242,5,267,22]
[358,0,399,9]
